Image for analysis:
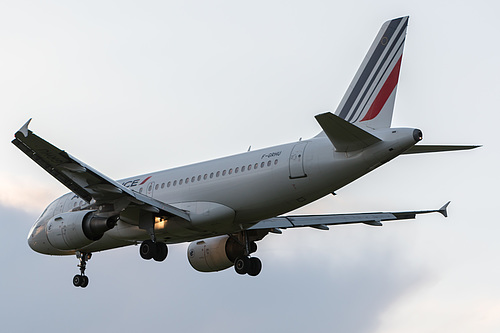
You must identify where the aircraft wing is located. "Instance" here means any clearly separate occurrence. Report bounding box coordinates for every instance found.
[248,202,449,231]
[12,119,190,221]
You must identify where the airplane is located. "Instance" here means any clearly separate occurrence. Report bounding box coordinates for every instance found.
[13,16,479,288]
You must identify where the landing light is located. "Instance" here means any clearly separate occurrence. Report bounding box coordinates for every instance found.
[154,217,167,230]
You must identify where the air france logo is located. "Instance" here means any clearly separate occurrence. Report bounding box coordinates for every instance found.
[122,176,151,188]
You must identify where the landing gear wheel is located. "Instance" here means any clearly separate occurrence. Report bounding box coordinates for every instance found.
[73,274,89,288]
[153,242,168,262]
[249,242,257,254]
[80,275,89,288]
[140,240,155,260]
[73,274,83,287]
[248,257,262,276]
[234,256,250,275]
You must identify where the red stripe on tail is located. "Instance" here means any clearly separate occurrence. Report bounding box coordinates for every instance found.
[361,56,402,122]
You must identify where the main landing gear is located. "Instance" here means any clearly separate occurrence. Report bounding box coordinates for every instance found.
[139,240,168,262]
[73,252,91,288]
[233,231,262,276]
[234,256,262,276]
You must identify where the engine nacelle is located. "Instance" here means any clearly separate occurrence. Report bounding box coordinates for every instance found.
[46,210,115,250]
[187,235,245,272]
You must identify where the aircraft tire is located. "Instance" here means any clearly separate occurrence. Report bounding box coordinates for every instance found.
[80,275,89,288]
[73,275,83,287]
[140,240,155,260]
[234,256,250,275]
[153,242,168,262]
[248,257,262,276]
[249,242,257,254]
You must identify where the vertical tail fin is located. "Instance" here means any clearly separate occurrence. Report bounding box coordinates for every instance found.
[335,16,408,129]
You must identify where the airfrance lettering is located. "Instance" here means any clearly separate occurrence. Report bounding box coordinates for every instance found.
[261,151,282,159]
[122,179,140,188]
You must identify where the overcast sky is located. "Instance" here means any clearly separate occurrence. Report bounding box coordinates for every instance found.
[1,1,498,332]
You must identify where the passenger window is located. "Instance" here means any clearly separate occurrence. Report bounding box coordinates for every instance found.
[210,172,214,179]
[216,171,220,177]
[173,180,177,186]
[254,163,258,169]
[161,183,165,189]
[179,179,183,185]
[267,160,271,167]
[248,164,252,170]
[204,174,208,180]
[242,166,246,172]
[222,170,226,176]
[274,159,278,165]
[155,184,159,190]
[192,176,196,182]
[139,187,143,193]
[261,162,265,168]
[167,181,171,187]
[197,175,201,181]
[185,178,189,184]
[235,167,239,173]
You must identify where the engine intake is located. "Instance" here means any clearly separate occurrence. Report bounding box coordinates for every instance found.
[46,210,116,250]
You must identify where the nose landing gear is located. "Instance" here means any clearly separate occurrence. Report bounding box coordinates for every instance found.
[73,252,91,288]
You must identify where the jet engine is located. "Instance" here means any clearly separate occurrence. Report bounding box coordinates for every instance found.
[187,235,246,272]
[46,210,116,250]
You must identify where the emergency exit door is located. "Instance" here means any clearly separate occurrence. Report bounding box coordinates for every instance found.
[289,142,308,179]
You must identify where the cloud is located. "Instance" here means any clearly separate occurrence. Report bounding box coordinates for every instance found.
[0,173,63,214]
[0,203,434,333]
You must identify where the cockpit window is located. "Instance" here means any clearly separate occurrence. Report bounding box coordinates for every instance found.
[37,199,59,222]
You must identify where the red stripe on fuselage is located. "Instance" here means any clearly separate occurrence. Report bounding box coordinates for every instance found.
[139,176,152,185]
[361,56,402,122]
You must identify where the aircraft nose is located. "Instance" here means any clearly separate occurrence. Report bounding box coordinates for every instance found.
[27,223,50,254]
[27,229,39,252]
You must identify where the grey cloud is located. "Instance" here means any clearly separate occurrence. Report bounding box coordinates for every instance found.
[0,203,432,333]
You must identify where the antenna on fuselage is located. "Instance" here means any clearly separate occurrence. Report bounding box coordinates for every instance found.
[248,146,251,152]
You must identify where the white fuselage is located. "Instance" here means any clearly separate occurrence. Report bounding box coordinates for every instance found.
[28,127,419,255]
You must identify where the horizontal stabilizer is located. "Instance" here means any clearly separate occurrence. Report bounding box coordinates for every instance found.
[403,145,481,155]
[315,112,381,152]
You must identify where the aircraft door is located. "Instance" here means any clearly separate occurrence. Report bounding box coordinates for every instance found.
[289,142,308,179]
